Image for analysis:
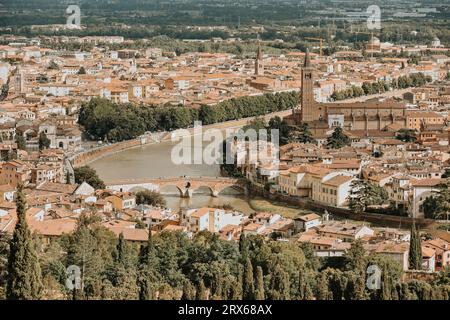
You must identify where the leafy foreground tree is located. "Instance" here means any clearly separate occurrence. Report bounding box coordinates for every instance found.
[422,180,450,220]
[3,221,450,300]
[348,179,388,213]
[74,166,106,190]
[6,186,43,299]
[326,127,350,149]
[63,213,117,299]
[79,92,299,142]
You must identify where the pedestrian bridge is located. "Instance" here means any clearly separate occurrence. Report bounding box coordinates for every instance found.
[106,176,247,198]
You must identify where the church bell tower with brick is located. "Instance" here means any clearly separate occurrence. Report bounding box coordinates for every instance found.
[301,48,317,122]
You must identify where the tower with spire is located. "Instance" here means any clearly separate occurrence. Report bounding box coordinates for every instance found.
[255,44,264,76]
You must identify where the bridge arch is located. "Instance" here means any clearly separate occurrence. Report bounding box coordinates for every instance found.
[159,184,184,196]
[192,185,215,196]
[217,185,246,196]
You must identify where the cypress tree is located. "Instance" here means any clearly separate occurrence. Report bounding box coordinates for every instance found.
[137,223,158,300]
[268,265,290,300]
[181,280,196,300]
[317,271,331,300]
[243,258,254,300]
[409,222,422,270]
[239,234,249,262]
[304,281,314,300]
[137,245,152,300]
[116,232,126,265]
[254,266,265,300]
[380,273,392,300]
[298,268,315,300]
[231,266,244,300]
[298,268,307,300]
[210,269,223,300]
[196,279,208,300]
[6,185,43,300]
[280,269,290,300]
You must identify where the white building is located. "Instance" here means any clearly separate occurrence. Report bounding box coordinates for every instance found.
[181,207,245,234]
[409,178,444,218]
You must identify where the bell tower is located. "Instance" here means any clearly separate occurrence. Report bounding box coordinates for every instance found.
[301,49,316,122]
[255,44,264,76]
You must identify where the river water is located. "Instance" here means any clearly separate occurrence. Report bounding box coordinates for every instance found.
[90,139,256,213]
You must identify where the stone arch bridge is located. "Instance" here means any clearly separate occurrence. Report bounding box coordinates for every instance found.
[106,176,247,198]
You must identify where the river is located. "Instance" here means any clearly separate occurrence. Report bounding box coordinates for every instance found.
[89,138,257,213]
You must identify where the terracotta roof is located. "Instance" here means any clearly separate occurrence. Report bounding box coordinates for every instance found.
[323,175,353,187]
[411,178,444,187]
[296,213,321,222]
[422,246,436,258]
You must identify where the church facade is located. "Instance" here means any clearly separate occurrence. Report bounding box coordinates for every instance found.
[286,49,408,136]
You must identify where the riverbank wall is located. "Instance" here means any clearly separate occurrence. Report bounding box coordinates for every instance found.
[249,184,437,229]
[71,135,153,168]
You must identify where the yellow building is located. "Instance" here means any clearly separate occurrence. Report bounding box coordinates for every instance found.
[406,111,445,131]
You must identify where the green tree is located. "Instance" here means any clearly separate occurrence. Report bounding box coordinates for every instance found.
[64,213,115,299]
[6,185,43,299]
[38,132,51,150]
[348,180,388,213]
[409,222,422,270]
[297,267,311,300]
[396,129,417,142]
[422,181,450,220]
[181,280,196,300]
[137,227,159,300]
[239,234,249,262]
[288,122,315,144]
[326,127,350,149]
[243,257,254,300]
[115,232,129,264]
[267,265,290,300]
[344,239,367,272]
[254,266,265,300]
[74,166,106,190]
[317,270,332,300]
[48,60,59,70]
[135,190,166,207]
[196,279,208,300]
[15,134,26,150]
[423,196,440,219]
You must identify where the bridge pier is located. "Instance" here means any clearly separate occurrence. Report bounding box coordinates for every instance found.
[212,190,219,197]
[182,189,193,198]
